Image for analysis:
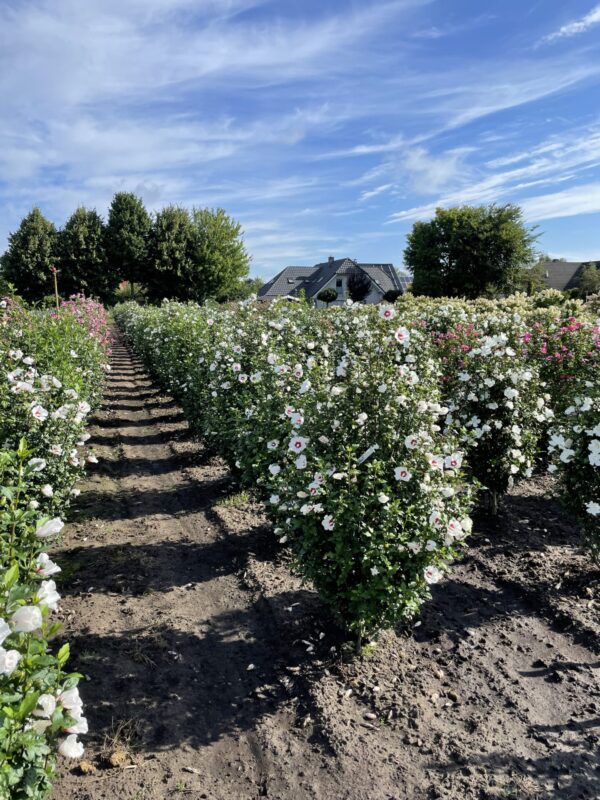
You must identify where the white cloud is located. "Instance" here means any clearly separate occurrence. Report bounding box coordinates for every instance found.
[520,182,600,221]
[542,4,600,43]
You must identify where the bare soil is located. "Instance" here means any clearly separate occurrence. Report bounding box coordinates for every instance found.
[53,335,600,800]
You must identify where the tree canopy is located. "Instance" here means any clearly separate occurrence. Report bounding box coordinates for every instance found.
[146,206,195,302]
[104,192,152,296]
[405,204,537,298]
[0,208,57,301]
[56,207,116,301]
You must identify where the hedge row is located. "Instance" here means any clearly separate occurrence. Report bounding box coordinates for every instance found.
[0,296,110,799]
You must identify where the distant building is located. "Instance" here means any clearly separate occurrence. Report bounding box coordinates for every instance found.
[541,259,600,291]
[258,257,410,305]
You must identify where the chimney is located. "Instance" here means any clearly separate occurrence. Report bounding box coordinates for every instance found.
[328,256,334,265]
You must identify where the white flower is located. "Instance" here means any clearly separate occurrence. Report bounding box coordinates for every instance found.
[27,458,47,472]
[394,466,412,482]
[446,519,463,539]
[321,515,335,531]
[269,494,280,504]
[36,517,64,539]
[58,687,82,710]
[268,464,281,476]
[370,566,379,576]
[289,436,308,453]
[38,580,61,611]
[0,647,20,676]
[34,694,57,719]
[11,605,43,633]
[404,434,419,450]
[59,734,84,759]
[379,306,395,320]
[29,500,39,510]
[299,379,311,395]
[0,620,11,646]
[41,484,54,498]
[424,565,443,585]
[428,455,444,471]
[31,404,48,421]
[429,511,444,529]
[36,553,62,577]
[267,440,279,451]
[504,388,519,400]
[586,501,600,516]
[394,326,410,345]
[295,454,307,470]
[291,413,304,428]
[444,453,463,470]
[49,444,63,456]
[378,493,389,504]
[87,454,98,464]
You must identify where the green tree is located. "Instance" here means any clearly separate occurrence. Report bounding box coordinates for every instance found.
[347,269,372,302]
[317,287,338,306]
[146,206,195,301]
[579,263,600,297]
[0,208,57,301]
[187,208,250,302]
[104,192,151,297]
[56,207,115,301]
[224,276,264,302]
[405,204,537,298]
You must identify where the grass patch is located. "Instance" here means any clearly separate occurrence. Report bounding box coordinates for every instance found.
[215,489,250,508]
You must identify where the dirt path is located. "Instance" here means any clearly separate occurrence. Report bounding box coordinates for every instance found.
[53,335,600,800]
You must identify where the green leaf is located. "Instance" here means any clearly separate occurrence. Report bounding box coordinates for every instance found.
[2,563,19,589]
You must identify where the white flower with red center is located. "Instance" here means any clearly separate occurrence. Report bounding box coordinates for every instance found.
[445,453,463,470]
[293,364,304,378]
[267,440,279,451]
[424,565,443,585]
[308,481,320,495]
[31,404,48,422]
[291,412,304,428]
[284,405,295,417]
[394,466,412,482]
[379,306,395,320]
[49,444,63,456]
[446,519,463,539]
[404,434,419,450]
[428,455,444,471]
[394,326,410,345]
[36,553,61,577]
[289,436,308,453]
[428,511,444,529]
[322,515,335,531]
[232,363,242,373]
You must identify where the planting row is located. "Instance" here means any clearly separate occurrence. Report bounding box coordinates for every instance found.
[0,296,110,799]
[114,292,599,637]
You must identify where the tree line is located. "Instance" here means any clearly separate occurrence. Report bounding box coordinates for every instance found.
[0,192,259,304]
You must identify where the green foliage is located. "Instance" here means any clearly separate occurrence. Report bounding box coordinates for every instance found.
[0,297,110,798]
[0,209,57,302]
[223,277,264,302]
[186,208,251,303]
[56,208,116,302]
[146,206,195,302]
[317,287,338,305]
[104,193,151,294]
[382,289,403,303]
[347,270,372,302]
[579,263,600,297]
[406,204,537,299]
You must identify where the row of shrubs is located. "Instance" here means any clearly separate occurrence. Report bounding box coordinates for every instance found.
[0,296,110,799]
[114,291,599,639]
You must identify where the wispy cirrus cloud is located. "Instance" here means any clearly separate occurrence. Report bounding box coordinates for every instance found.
[541,3,600,44]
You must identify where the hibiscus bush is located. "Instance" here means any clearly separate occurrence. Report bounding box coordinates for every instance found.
[0,295,110,799]
[548,387,600,560]
[116,300,475,638]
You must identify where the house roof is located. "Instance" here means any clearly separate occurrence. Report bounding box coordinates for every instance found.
[258,257,409,300]
[542,260,600,291]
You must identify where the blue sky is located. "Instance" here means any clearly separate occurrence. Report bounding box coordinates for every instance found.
[1,0,600,280]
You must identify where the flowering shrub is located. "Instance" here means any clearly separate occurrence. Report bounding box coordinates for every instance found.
[548,387,600,560]
[0,296,109,798]
[115,300,474,638]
